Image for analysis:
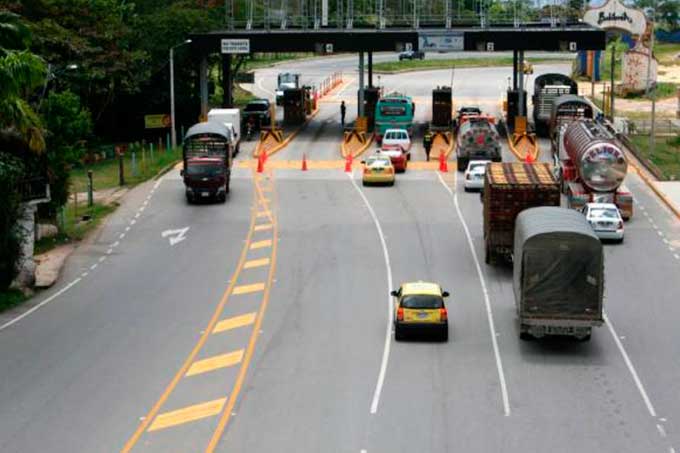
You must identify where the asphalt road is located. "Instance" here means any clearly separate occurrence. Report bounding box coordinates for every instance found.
[2,59,680,453]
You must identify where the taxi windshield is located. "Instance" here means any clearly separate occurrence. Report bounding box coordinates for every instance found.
[401,295,443,309]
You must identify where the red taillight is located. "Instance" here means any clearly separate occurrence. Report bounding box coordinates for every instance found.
[440,308,448,321]
[363,167,370,174]
[386,167,394,174]
[397,307,404,321]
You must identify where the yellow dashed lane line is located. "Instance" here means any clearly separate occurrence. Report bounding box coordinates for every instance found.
[253,223,273,232]
[148,398,227,432]
[185,350,245,377]
[213,312,257,334]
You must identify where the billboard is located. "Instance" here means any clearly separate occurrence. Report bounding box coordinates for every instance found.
[418,32,464,52]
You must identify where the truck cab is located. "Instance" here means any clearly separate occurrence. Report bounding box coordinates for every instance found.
[182,122,233,203]
[276,73,301,106]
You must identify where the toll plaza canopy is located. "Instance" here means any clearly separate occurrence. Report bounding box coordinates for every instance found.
[190,23,605,54]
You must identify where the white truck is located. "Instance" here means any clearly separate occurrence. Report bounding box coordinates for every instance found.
[207,108,241,156]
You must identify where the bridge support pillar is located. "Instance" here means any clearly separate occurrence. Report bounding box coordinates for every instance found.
[368,51,373,88]
[358,51,365,117]
[222,53,233,108]
[200,55,208,118]
[512,50,518,90]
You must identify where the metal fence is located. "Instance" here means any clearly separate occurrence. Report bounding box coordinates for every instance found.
[226,0,580,30]
[628,119,680,136]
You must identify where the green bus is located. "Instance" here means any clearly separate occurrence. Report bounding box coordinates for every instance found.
[374,93,415,143]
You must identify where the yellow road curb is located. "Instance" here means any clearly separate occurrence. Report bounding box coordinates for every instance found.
[431,132,455,159]
[629,160,680,220]
[506,132,540,162]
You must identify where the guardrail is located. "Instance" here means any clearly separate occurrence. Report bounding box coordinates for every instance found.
[628,119,680,136]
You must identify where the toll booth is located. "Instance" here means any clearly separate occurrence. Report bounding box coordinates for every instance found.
[506,89,527,132]
[432,86,452,129]
[283,88,306,125]
[360,87,380,131]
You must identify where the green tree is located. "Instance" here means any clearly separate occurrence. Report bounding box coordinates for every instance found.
[42,90,92,213]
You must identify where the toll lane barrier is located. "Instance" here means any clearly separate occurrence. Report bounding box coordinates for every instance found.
[341,129,373,158]
[431,132,455,159]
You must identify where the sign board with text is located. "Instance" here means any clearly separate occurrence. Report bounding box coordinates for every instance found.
[583,0,646,36]
[418,32,464,52]
[144,114,171,129]
[221,39,250,54]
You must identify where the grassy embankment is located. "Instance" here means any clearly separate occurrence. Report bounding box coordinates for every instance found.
[630,135,680,181]
[372,57,566,73]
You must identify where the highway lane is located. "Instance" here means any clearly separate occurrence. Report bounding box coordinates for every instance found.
[0,170,256,452]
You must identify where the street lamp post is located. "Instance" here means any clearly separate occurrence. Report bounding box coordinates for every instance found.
[170,39,192,149]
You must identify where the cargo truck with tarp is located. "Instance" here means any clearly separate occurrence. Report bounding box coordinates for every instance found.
[514,207,604,341]
[483,162,561,265]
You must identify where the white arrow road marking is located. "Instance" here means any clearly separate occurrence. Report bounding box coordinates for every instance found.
[162,227,190,246]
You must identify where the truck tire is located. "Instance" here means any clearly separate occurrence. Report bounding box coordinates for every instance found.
[224,177,231,194]
[218,193,227,203]
[520,332,533,341]
[186,193,193,204]
[457,158,467,172]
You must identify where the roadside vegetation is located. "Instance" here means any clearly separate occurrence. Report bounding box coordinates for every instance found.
[630,135,680,180]
[373,56,566,73]
[0,289,26,313]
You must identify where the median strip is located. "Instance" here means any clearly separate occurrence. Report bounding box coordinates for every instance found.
[185,350,245,377]
[213,312,257,333]
[147,398,227,432]
[232,283,266,295]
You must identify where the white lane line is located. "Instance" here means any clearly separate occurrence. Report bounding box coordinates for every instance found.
[119,233,125,240]
[437,172,511,417]
[603,312,657,417]
[90,264,98,270]
[130,219,136,225]
[81,272,88,278]
[347,173,394,415]
[125,226,131,232]
[99,256,106,263]
[670,447,676,453]
[674,254,679,260]
[112,241,120,248]
[0,278,82,331]
[135,212,141,219]
[658,424,667,438]
[106,249,113,255]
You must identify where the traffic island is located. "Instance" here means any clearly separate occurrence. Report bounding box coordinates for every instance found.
[341,129,373,158]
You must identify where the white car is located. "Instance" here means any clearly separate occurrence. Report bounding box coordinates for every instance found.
[464,160,490,192]
[581,203,624,243]
[381,129,412,172]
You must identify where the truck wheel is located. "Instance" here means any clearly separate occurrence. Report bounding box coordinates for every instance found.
[457,158,467,172]
[218,193,227,203]
[441,328,449,342]
[224,178,231,194]
[186,193,193,204]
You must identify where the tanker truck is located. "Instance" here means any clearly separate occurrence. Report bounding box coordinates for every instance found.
[556,119,633,220]
[456,115,501,172]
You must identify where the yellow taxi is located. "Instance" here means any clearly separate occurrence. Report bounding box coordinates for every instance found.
[361,152,395,186]
[391,281,449,341]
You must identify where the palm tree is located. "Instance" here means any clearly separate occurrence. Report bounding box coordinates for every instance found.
[0,11,46,154]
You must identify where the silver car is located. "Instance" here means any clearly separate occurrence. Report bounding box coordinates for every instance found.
[464,160,490,192]
[580,203,624,243]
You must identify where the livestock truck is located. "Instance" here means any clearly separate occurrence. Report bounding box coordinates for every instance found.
[514,207,604,341]
[455,115,501,172]
[556,119,633,220]
[483,162,561,265]
[181,122,233,203]
[532,74,578,137]
[207,108,241,156]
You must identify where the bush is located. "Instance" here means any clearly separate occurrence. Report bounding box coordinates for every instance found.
[0,153,26,290]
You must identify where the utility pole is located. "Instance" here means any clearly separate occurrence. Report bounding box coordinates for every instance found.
[170,39,192,149]
[646,0,657,154]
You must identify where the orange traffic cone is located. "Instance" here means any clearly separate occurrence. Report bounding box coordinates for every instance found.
[525,152,535,164]
[256,152,264,173]
[344,152,353,173]
[439,152,448,172]
[262,149,268,163]
[301,153,308,171]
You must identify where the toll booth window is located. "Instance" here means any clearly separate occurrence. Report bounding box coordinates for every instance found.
[380,106,406,116]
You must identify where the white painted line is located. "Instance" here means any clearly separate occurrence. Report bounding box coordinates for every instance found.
[99,256,106,263]
[604,312,656,417]
[438,172,510,417]
[670,447,676,453]
[348,174,394,415]
[662,238,669,244]
[658,231,664,237]
[125,226,131,232]
[674,254,679,260]
[106,249,113,255]
[139,206,145,212]
[81,272,88,278]
[119,233,125,240]
[112,241,120,247]
[0,278,82,331]
[130,219,136,225]
[135,212,140,219]
[657,423,667,438]
[90,264,98,270]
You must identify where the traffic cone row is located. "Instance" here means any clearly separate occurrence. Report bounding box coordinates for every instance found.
[525,152,535,164]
